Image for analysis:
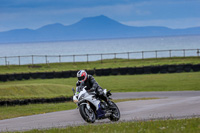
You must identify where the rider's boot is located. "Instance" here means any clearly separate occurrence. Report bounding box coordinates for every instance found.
[100,94,114,107]
[97,87,114,108]
[107,99,113,106]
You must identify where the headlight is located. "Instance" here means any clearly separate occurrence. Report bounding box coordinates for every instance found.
[78,94,85,101]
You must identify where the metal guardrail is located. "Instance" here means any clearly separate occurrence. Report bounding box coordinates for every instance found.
[0,49,199,66]
[1,64,200,82]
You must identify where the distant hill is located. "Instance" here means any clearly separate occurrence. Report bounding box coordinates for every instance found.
[0,15,200,43]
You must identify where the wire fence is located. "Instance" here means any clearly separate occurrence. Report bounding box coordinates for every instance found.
[0,48,199,66]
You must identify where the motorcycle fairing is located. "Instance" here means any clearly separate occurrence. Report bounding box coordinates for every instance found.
[96,104,105,119]
[78,88,100,110]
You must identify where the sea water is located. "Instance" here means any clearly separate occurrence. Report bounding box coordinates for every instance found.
[0,35,200,65]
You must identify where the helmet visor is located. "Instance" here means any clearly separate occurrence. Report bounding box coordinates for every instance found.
[78,76,85,81]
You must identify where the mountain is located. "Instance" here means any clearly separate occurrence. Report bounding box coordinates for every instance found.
[0,15,200,43]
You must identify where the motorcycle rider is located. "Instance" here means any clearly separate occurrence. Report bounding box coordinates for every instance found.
[75,70,113,106]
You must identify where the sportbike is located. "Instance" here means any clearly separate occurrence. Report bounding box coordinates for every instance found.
[72,87,120,123]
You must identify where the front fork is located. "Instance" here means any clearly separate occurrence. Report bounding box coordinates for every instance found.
[86,102,91,110]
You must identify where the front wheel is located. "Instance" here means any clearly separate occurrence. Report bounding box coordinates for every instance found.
[109,102,120,121]
[79,104,96,123]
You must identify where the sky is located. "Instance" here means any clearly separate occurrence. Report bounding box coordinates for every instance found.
[0,0,200,32]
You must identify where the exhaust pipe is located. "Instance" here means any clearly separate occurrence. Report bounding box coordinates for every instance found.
[104,113,111,117]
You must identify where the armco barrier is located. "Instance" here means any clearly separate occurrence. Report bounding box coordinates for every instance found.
[184,64,192,72]
[46,72,54,79]
[70,70,77,77]
[0,96,73,106]
[54,71,63,78]
[111,68,119,75]
[7,74,15,81]
[30,72,39,79]
[168,65,177,73]
[151,66,160,74]
[62,71,71,78]
[0,64,200,82]
[135,67,144,74]
[119,67,128,75]
[86,69,95,75]
[102,68,111,76]
[176,65,184,73]
[0,74,7,82]
[15,74,23,80]
[95,69,102,76]
[144,66,151,74]
[23,73,31,80]
[160,65,168,73]
[127,67,136,75]
[38,72,46,79]
[192,64,200,72]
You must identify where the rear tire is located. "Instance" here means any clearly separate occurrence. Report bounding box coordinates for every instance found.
[109,102,120,121]
[79,104,96,123]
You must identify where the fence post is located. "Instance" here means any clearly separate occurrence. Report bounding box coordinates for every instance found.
[59,55,61,63]
[73,55,75,63]
[45,55,48,64]
[32,55,34,65]
[2,48,199,65]
[127,52,130,60]
[87,54,89,63]
[18,56,21,66]
[114,53,116,59]
[169,50,172,58]
[197,49,200,57]
[155,51,157,58]
[142,51,144,59]
[5,56,7,66]
[114,53,117,63]
[101,54,103,63]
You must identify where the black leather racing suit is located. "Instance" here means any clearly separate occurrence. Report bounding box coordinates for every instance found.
[76,75,110,105]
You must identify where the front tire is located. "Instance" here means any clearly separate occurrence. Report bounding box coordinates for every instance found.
[109,102,120,121]
[79,104,96,123]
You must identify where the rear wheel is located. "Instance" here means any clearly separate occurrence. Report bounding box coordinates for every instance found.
[79,104,96,123]
[109,102,120,121]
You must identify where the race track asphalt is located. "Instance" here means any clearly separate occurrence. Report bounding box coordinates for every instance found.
[0,91,200,132]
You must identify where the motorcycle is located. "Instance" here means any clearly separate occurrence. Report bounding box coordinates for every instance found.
[72,86,120,123]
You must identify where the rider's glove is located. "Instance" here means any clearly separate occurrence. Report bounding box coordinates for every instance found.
[73,95,78,103]
[89,87,95,92]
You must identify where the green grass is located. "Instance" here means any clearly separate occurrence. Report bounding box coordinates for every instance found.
[1,72,200,100]
[18,118,200,133]
[0,102,75,120]
[0,98,157,120]
[97,72,200,92]
[0,83,73,100]
[0,57,200,74]
[0,78,75,100]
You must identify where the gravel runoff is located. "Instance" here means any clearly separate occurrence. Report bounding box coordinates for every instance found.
[0,91,200,132]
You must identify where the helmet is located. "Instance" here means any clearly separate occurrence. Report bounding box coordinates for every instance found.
[77,70,87,82]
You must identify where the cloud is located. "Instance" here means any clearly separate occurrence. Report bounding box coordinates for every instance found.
[0,0,200,31]
[122,17,200,29]
[0,0,137,9]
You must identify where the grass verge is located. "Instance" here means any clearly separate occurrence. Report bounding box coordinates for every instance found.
[0,72,200,100]
[19,118,200,133]
[0,57,200,74]
[0,98,157,120]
